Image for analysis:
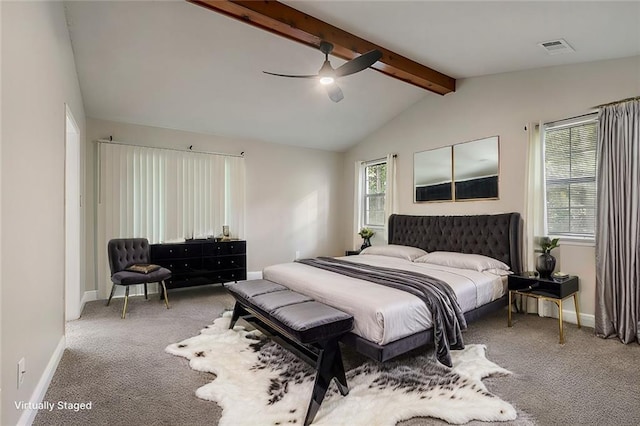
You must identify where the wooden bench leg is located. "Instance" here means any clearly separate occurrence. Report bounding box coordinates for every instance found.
[331,345,349,396]
[304,338,349,426]
[229,302,246,329]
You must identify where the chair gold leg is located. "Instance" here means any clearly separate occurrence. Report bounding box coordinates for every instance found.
[122,286,130,319]
[106,284,117,306]
[161,281,170,309]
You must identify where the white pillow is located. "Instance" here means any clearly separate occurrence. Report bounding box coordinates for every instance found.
[413,251,511,272]
[359,244,428,262]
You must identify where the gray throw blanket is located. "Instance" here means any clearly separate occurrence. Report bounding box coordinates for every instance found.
[296,257,467,367]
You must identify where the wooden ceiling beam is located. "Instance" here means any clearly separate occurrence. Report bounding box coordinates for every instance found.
[188,0,455,95]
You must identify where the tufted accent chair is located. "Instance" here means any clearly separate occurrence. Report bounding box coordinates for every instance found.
[107,238,171,318]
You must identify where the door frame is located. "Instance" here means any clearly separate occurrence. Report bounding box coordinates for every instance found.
[65,104,81,321]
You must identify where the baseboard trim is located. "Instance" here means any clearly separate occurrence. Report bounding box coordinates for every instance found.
[563,311,595,328]
[17,335,66,426]
[540,301,595,328]
[80,290,98,314]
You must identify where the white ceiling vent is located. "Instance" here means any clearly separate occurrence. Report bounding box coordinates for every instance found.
[538,39,575,55]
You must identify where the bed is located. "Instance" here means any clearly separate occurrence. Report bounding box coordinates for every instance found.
[263,213,522,363]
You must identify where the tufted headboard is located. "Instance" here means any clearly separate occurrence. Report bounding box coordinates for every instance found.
[388,213,523,273]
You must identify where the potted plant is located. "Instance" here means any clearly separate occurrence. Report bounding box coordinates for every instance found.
[358,227,375,250]
[535,237,559,278]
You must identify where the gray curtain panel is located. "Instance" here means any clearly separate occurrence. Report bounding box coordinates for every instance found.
[595,99,640,344]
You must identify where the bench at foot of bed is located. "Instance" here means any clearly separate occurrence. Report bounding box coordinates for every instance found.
[225,279,354,426]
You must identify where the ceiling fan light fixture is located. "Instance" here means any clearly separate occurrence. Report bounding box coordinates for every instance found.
[319,76,334,85]
[262,41,381,102]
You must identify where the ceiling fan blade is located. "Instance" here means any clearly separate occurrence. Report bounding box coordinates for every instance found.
[325,82,344,103]
[263,71,318,79]
[334,49,382,78]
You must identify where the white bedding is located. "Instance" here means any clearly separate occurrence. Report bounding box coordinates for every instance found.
[262,254,506,346]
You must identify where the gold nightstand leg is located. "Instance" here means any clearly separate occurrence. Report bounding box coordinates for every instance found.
[573,293,582,328]
[557,299,564,344]
[508,291,513,327]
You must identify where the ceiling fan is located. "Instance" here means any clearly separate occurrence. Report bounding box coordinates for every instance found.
[263,41,382,103]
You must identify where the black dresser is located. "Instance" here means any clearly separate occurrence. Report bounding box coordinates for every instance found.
[150,240,246,292]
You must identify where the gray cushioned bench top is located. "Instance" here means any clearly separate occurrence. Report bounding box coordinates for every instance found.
[226,279,354,344]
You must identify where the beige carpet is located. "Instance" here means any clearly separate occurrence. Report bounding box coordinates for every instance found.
[34,285,640,425]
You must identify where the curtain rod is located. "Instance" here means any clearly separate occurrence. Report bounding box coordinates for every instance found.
[545,112,598,129]
[594,96,640,109]
[95,138,245,158]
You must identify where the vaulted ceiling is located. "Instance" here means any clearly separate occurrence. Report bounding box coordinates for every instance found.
[65,1,640,151]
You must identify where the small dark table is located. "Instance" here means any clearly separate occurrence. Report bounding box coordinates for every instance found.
[345,250,361,256]
[507,273,581,343]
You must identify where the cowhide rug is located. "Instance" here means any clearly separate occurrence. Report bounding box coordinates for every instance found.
[166,313,517,425]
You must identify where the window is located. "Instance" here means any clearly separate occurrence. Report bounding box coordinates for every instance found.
[543,115,597,239]
[362,159,387,227]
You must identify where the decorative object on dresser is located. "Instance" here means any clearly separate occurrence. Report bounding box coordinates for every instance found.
[166,313,517,425]
[507,272,580,343]
[150,240,246,293]
[107,238,171,319]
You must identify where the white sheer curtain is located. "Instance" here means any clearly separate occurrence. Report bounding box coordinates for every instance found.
[523,122,546,314]
[353,161,364,250]
[96,142,244,298]
[384,153,398,242]
[225,156,246,239]
[523,122,546,271]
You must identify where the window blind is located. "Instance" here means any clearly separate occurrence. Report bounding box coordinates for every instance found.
[544,116,597,237]
[363,160,387,227]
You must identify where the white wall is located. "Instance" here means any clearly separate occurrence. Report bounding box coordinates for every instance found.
[84,118,345,294]
[1,2,86,424]
[343,56,640,325]
[0,2,4,421]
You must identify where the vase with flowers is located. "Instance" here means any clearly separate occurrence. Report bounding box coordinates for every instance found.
[535,237,559,278]
[358,227,375,250]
